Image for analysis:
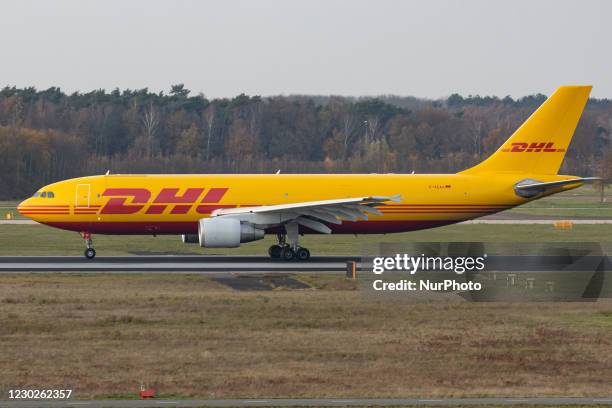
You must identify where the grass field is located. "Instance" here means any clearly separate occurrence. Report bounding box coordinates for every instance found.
[1,273,611,399]
[1,186,610,403]
[0,223,610,256]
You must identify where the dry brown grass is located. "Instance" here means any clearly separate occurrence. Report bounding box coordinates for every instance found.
[1,273,611,399]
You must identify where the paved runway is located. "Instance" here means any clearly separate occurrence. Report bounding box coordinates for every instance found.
[2,397,612,407]
[0,255,356,272]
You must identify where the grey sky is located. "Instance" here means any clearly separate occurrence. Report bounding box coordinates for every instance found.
[1,0,610,99]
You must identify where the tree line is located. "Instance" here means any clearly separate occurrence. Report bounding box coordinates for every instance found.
[0,84,610,199]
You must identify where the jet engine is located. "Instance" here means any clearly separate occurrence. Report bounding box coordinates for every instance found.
[198,217,264,248]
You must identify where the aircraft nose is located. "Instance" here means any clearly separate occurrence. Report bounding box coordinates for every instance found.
[17,198,32,217]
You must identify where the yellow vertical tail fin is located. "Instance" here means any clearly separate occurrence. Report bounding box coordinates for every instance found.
[460,85,592,175]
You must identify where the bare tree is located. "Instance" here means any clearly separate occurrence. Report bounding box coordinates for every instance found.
[9,96,24,127]
[472,120,483,158]
[203,105,215,161]
[342,114,355,158]
[601,117,612,203]
[367,115,380,142]
[141,102,159,159]
[249,101,262,135]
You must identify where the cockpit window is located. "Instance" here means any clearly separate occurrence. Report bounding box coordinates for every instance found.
[31,191,55,198]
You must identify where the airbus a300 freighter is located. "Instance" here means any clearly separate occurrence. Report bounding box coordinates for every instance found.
[18,86,599,260]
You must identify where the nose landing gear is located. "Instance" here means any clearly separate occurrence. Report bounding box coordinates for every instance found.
[81,232,96,259]
[85,247,96,259]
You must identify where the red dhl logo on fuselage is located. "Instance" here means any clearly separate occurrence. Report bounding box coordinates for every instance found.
[98,188,231,215]
[501,142,565,153]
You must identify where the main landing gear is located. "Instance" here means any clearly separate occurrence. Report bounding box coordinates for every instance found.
[81,232,96,259]
[268,222,311,261]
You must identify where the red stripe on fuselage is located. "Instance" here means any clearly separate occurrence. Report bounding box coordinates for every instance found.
[381,210,506,213]
[19,212,70,215]
[41,219,461,235]
[19,210,70,212]
[17,205,69,210]
[385,204,511,207]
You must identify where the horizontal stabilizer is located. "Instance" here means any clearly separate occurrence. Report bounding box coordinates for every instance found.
[514,177,601,197]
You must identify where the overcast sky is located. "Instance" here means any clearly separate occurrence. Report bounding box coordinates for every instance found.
[1,0,610,99]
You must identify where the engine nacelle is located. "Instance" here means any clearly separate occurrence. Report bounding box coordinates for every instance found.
[198,217,264,248]
[181,234,199,244]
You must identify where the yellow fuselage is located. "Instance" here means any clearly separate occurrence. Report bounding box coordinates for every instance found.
[17,173,573,235]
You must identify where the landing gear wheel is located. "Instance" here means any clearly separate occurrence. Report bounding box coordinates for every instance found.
[81,232,96,259]
[84,248,96,259]
[268,244,282,259]
[296,247,310,261]
[281,247,295,261]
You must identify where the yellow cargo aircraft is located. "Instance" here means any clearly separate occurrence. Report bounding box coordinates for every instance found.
[18,86,599,260]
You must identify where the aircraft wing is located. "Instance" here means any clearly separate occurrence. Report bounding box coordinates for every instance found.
[515,177,601,197]
[212,195,401,234]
